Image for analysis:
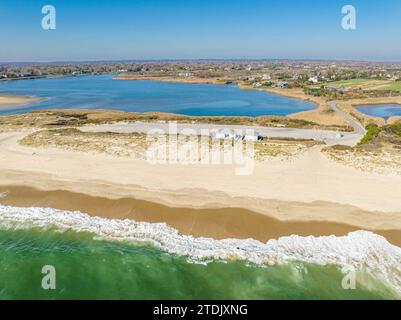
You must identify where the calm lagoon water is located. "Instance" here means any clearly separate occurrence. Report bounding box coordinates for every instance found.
[0,75,316,116]
[357,104,401,121]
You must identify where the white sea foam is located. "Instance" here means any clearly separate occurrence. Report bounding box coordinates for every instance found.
[0,204,400,295]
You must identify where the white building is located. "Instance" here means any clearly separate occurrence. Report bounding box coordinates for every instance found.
[272,81,288,88]
[262,74,271,80]
[178,72,193,77]
[308,76,319,84]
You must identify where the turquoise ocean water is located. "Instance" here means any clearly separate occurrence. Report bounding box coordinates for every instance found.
[0,205,399,300]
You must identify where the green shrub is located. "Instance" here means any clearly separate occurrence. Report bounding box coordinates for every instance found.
[262,82,273,87]
[359,124,381,145]
[384,123,401,137]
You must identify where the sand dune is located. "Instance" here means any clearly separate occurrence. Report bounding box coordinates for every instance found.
[0,128,400,246]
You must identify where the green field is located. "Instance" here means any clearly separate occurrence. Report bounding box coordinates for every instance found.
[326,79,401,92]
[380,84,401,91]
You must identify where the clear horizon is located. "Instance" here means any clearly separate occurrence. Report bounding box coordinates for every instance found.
[2,57,401,64]
[1,0,401,62]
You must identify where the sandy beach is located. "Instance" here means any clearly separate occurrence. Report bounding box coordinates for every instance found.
[0,94,41,109]
[1,185,400,246]
[0,125,400,246]
[243,86,352,127]
[0,78,399,248]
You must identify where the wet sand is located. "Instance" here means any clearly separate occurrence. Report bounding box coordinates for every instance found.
[0,94,42,109]
[1,185,400,246]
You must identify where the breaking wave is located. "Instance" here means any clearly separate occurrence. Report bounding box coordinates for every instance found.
[0,204,400,295]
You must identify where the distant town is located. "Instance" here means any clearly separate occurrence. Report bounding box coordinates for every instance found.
[1,60,401,100]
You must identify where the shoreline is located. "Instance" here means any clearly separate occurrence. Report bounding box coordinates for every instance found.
[0,75,353,131]
[3,73,391,129]
[1,185,400,247]
[1,128,401,234]
[114,74,401,125]
[334,97,401,126]
[0,75,323,122]
[245,85,352,127]
[113,74,352,127]
[113,74,223,85]
[0,78,399,251]
[352,101,401,124]
[2,74,400,126]
[0,94,42,109]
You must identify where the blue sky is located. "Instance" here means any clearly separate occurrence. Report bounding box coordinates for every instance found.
[0,0,400,62]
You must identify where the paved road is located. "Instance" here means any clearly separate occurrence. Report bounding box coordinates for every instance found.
[328,101,366,134]
[81,102,366,147]
[82,121,357,146]
[326,101,366,146]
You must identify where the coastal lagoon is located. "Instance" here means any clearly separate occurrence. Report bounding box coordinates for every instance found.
[1,76,400,301]
[357,104,401,121]
[0,75,316,116]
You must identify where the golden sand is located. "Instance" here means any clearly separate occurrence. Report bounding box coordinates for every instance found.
[1,126,401,243]
[1,185,400,246]
[0,94,41,109]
